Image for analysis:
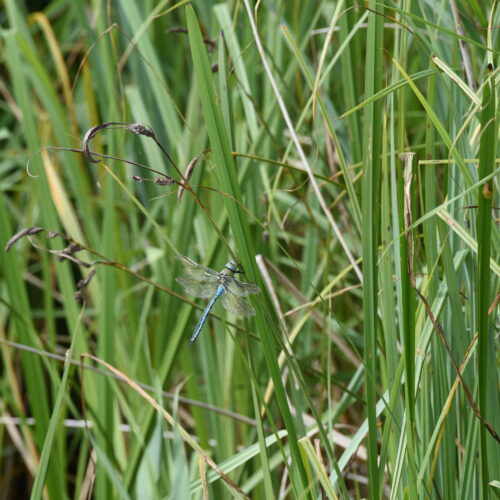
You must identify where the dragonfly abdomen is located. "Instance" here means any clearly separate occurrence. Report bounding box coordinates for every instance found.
[189,285,225,345]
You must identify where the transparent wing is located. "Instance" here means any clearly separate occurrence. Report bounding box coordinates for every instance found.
[175,276,218,298]
[220,290,256,317]
[225,278,260,297]
[176,255,219,279]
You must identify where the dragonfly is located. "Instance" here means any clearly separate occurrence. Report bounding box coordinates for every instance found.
[175,255,260,344]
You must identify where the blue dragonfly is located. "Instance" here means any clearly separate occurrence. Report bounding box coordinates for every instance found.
[175,255,260,344]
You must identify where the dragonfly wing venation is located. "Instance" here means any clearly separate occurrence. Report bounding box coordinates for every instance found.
[220,291,256,317]
[175,276,219,298]
[226,278,261,297]
[176,255,219,279]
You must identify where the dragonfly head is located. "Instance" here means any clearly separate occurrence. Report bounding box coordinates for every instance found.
[224,261,242,274]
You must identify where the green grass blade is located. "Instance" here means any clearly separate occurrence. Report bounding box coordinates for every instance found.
[476,63,498,496]
[361,4,384,497]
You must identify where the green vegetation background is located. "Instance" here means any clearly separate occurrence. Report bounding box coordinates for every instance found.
[0,1,498,499]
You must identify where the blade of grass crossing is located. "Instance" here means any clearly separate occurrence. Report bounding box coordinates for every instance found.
[280,24,362,234]
[338,8,362,165]
[361,4,384,498]
[422,70,439,307]
[379,112,404,493]
[250,383,274,499]
[421,67,440,496]
[477,64,498,496]
[393,60,475,188]
[30,317,82,500]
[186,6,310,496]
[92,5,121,497]
[213,4,259,141]
[395,3,418,493]
[398,153,418,498]
[118,0,182,146]
[298,438,338,500]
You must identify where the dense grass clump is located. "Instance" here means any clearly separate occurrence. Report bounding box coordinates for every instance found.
[0,1,498,498]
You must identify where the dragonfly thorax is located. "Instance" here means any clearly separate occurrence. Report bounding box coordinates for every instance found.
[224,261,239,274]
